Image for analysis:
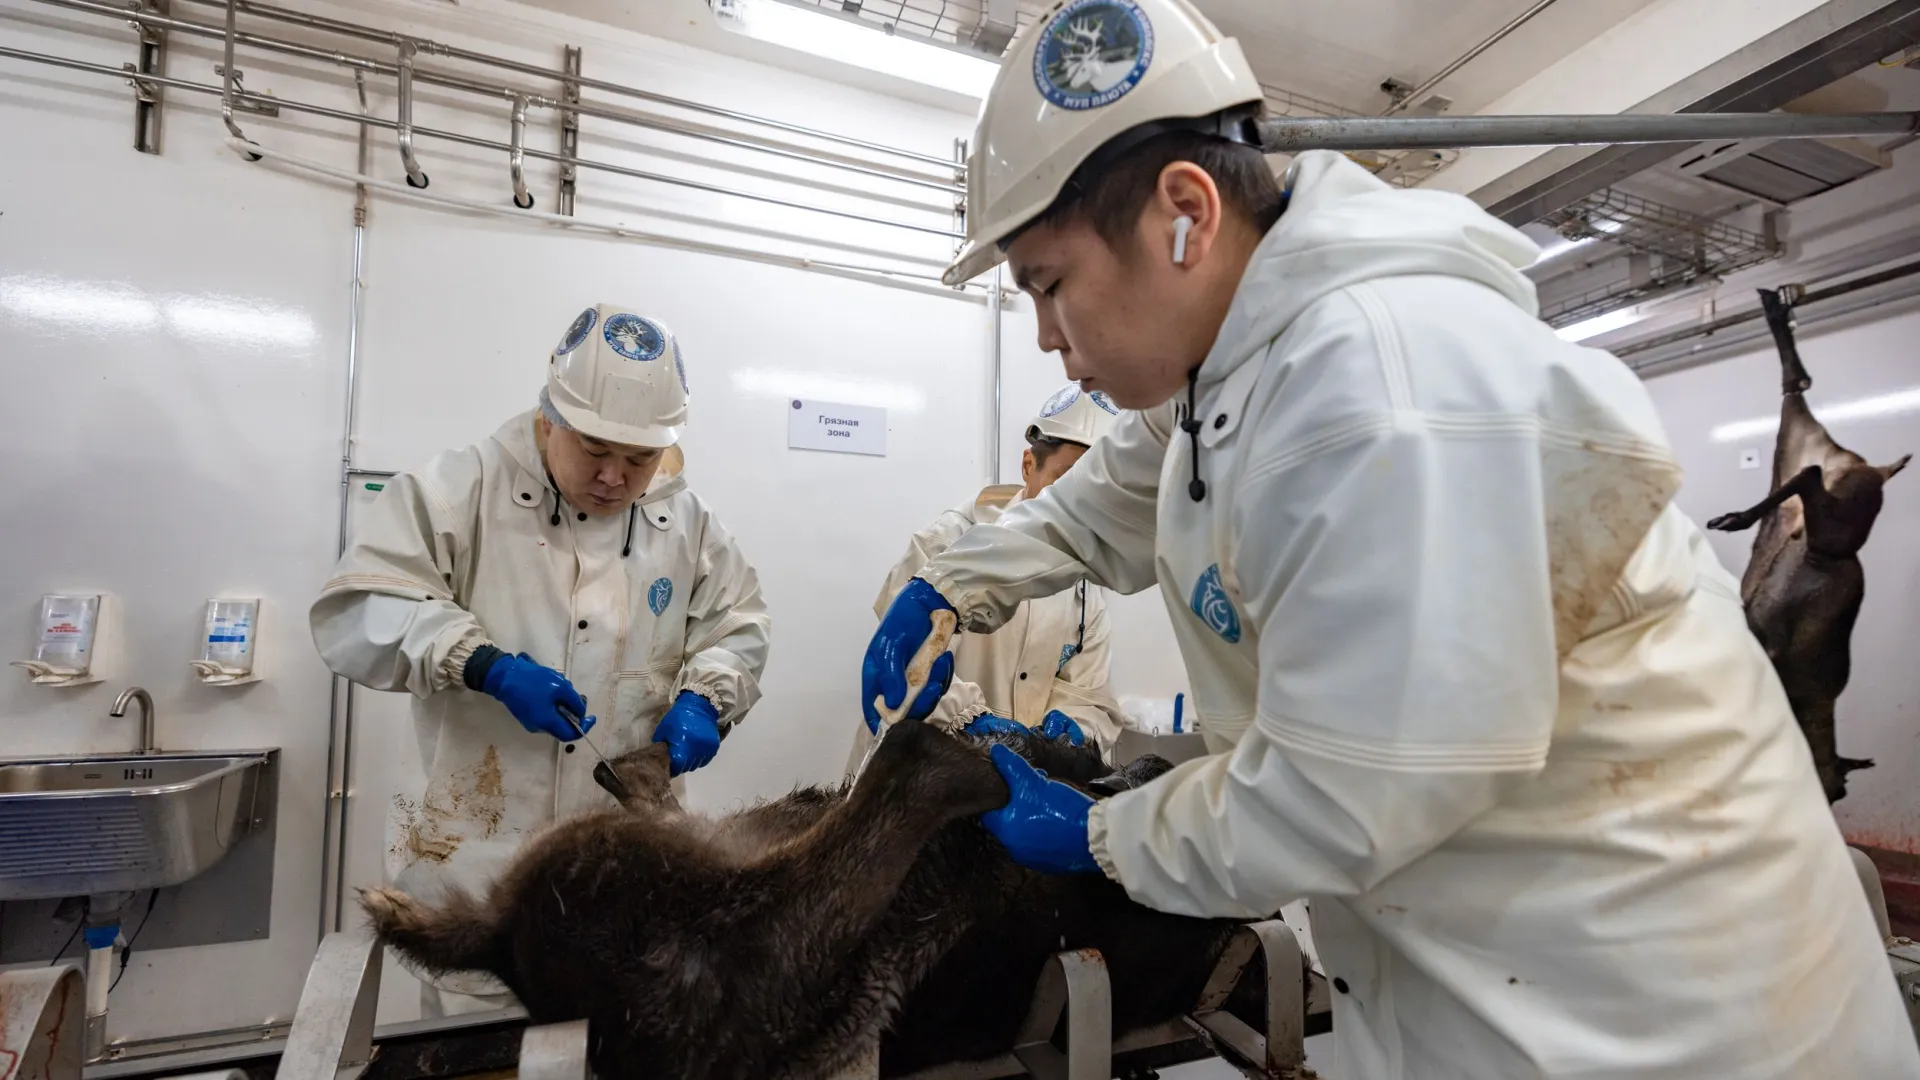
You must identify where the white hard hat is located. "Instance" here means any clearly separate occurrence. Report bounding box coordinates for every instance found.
[944,0,1265,286]
[1027,383,1120,447]
[545,304,689,448]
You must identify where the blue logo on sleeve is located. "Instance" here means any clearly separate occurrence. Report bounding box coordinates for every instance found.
[1189,564,1241,644]
[647,577,674,616]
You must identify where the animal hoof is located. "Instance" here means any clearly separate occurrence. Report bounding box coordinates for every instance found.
[358,886,421,930]
[1705,513,1750,532]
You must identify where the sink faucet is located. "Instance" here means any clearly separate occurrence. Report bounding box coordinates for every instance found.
[110,687,155,755]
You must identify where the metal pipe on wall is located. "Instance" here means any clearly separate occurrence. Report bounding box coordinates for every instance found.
[31,0,963,193]
[169,0,965,172]
[989,266,1003,484]
[1260,110,1920,152]
[1379,0,1561,116]
[0,46,961,239]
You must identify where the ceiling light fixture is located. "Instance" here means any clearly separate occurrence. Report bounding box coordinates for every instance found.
[714,0,999,99]
[1554,307,1647,343]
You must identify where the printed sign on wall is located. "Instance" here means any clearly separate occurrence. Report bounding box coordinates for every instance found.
[787,399,886,457]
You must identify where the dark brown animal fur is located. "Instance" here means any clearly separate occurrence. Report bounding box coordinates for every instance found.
[361,722,1256,1079]
[1707,287,1909,803]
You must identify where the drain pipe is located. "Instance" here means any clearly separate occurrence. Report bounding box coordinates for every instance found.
[988,266,1003,484]
[320,69,372,941]
[83,923,116,1057]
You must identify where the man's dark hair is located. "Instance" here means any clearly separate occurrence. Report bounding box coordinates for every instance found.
[1023,124,1285,254]
[1025,432,1074,469]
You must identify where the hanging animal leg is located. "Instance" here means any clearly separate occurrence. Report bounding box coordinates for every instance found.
[1759,287,1812,395]
[1708,465,1824,533]
[1794,694,1876,804]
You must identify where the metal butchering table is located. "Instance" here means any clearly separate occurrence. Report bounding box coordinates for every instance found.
[261,919,1321,1080]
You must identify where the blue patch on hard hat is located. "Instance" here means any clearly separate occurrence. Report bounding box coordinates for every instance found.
[1189,564,1241,644]
[648,577,674,616]
[557,308,596,355]
[1040,385,1081,417]
[1088,390,1119,414]
[1033,0,1154,112]
[674,343,688,393]
[604,314,666,362]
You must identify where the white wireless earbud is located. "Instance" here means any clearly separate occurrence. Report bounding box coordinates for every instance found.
[1172,215,1194,266]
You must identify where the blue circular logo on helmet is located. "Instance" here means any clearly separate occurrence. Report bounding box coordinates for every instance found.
[556,308,596,355]
[1033,0,1154,112]
[1088,390,1119,414]
[603,314,666,362]
[1040,385,1082,417]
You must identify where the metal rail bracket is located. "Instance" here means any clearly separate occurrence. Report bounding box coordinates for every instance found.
[1186,920,1311,1079]
[276,930,382,1080]
[1010,949,1112,1080]
[557,44,580,216]
[0,966,85,1080]
[126,0,168,154]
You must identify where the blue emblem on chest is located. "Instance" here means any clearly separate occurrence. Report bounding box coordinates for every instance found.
[1189,564,1241,644]
[647,577,673,616]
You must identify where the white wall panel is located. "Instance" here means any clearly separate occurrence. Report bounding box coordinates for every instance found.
[1644,300,1920,853]
[0,0,994,1043]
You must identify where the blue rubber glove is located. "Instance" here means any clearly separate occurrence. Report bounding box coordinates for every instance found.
[652,691,722,777]
[862,578,958,734]
[1038,710,1086,747]
[980,743,1099,874]
[963,713,1027,739]
[475,651,594,742]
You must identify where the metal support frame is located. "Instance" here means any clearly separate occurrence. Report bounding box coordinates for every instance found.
[517,1021,590,1080]
[1186,921,1308,1078]
[1380,0,1561,116]
[1010,950,1112,1080]
[558,45,579,217]
[276,931,381,1080]
[1,966,85,1080]
[125,0,167,154]
[1258,110,1918,153]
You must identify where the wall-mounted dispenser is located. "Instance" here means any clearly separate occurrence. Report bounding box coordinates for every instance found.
[191,598,261,686]
[12,593,110,686]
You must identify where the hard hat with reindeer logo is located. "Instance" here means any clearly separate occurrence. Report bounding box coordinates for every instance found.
[545,303,690,448]
[944,0,1265,286]
[1027,382,1121,448]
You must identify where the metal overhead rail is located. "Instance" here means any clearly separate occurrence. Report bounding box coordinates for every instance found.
[169,0,964,174]
[1260,110,1920,152]
[0,44,963,239]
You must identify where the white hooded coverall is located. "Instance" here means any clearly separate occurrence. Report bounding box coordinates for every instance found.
[311,410,770,1004]
[847,484,1122,775]
[921,152,1916,1077]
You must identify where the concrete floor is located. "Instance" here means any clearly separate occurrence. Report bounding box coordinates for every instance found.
[1158,1034,1337,1078]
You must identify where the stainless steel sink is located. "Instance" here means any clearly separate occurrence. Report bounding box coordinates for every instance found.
[0,750,274,901]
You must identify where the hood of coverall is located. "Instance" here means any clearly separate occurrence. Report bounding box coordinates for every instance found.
[1195,150,1543,391]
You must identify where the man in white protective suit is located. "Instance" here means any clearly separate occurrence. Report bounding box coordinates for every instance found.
[313,304,770,1016]
[848,383,1125,774]
[858,1,1920,1075]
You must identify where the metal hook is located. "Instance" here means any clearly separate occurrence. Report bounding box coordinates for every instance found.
[218,0,258,158]
[510,94,534,209]
[396,40,428,189]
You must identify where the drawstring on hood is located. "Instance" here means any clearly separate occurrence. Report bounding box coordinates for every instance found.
[1182,368,1207,502]
[546,469,640,559]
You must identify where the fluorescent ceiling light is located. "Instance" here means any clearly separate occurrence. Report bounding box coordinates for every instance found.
[1554,307,1646,343]
[1531,235,1596,266]
[1711,387,1920,443]
[717,0,999,98]
[730,366,926,412]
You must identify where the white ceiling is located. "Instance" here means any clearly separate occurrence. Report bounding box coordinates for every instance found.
[508,0,1670,119]
[1199,0,1666,115]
